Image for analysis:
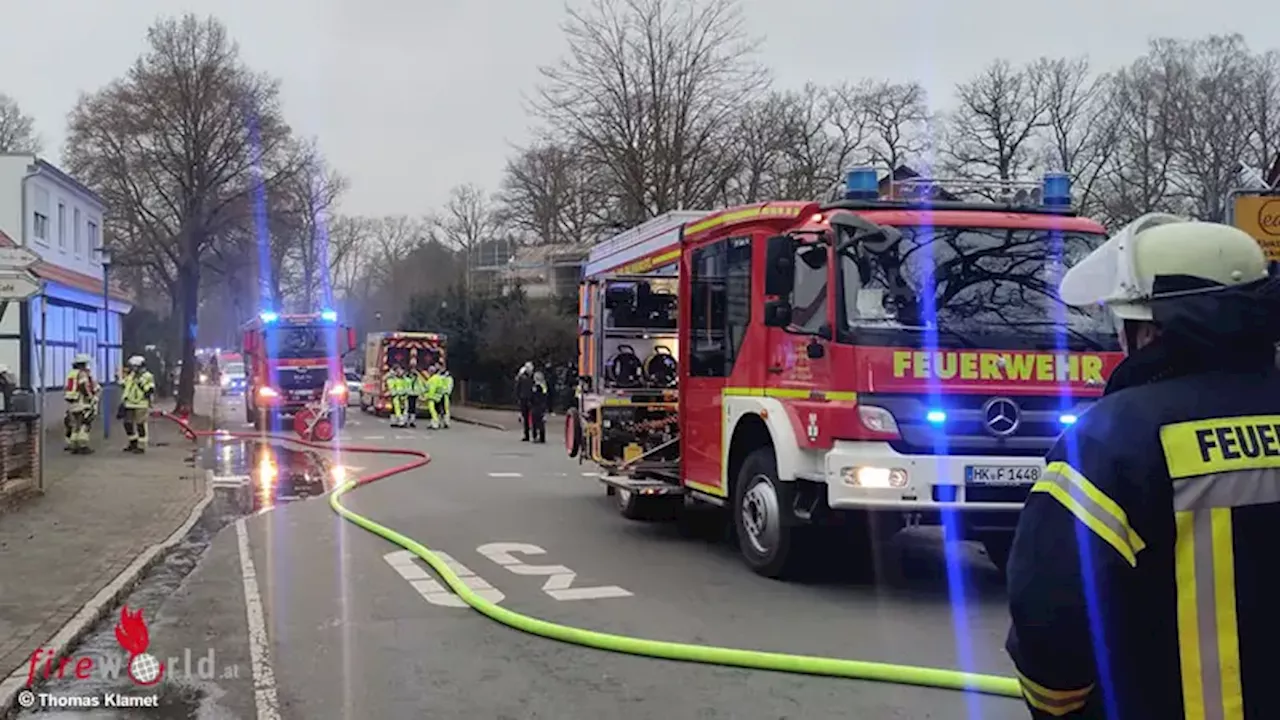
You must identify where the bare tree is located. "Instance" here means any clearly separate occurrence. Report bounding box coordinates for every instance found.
[272,155,349,310]
[943,59,1052,189]
[534,0,767,224]
[1032,57,1118,216]
[436,184,502,298]
[862,81,931,171]
[498,140,608,246]
[0,93,40,153]
[1242,49,1280,174]
[721,90,797,203]
[64,14,303,413]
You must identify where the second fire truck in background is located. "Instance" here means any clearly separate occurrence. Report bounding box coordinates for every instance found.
[359,331,448,416]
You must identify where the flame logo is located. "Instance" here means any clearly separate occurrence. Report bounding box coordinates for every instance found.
[114,606,165,685]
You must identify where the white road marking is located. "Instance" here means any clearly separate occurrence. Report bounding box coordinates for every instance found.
[383,550,504,606]
[477,542,633,601]
[487,472,523,478]
[581,472,601,478]
[364,435,386,440]
[235,520,281,720]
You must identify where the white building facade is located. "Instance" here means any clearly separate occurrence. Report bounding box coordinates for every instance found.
[0,155,132,389]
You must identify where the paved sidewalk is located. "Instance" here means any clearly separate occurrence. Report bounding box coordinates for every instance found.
[0,418,209,684]
[452,405,520,431]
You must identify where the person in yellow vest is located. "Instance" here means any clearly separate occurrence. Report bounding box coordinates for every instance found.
[422,366,447,429]
[64,353,100,454]
[119,355,156,453]
[438,368,453,428]
[386,364,408,428]
[406,359,426,428]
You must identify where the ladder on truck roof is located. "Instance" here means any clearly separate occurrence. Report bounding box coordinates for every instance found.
[584,210,708,278]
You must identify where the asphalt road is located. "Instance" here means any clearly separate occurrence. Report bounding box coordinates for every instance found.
[148,389,1028,719]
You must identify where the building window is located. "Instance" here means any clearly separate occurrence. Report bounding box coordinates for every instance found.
[88,221,100,259]
[57,203,66,250]
[73,208,82,255]
[33,212,48,241]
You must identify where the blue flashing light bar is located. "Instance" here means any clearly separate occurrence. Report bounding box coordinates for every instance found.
[1042,172,1071,207]
[926,410,947,424]
[1059,413,1078,425]
[320,310,338,322]
[259,311,279,323]
[844,167,879,200]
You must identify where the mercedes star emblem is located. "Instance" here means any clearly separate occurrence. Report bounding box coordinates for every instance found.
[982,397,1021,437]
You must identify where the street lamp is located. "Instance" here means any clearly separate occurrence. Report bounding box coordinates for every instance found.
[97,247,112,439]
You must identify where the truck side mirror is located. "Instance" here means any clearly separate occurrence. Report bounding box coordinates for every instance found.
[764,235,795,296]
[763,299,792,327]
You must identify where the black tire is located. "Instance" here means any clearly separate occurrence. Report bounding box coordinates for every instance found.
[982,535,1013,575]
[733,447,805,579]
[565,409,582,458]
[245,402,255,425]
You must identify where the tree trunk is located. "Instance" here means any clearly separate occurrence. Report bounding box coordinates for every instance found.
[174,259,201,416]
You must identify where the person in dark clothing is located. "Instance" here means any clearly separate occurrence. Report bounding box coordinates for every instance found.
[529,370,549,443]
[515,361,535,441]
[1006,214,1280,719]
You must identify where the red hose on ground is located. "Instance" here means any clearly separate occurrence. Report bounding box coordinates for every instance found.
[151,410,431,484]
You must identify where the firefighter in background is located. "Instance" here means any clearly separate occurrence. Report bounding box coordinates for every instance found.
[438,368,453,427]
[63,354,100,454]
[1006,215,1280,718]
[423,365,446,429]
[528,370,549,443]
[405,358,425,428]
[119,355,155,453]
[386,364,408,428]
[515,361,535,441]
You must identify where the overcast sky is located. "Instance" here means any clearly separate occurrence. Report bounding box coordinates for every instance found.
[2,0,1271,217]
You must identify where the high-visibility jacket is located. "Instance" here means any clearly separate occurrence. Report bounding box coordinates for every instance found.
[424,373,446,400]
[408,370,428,396]
[64,369,98,409]
[385,374,404,397]
[1006,340,1280,718]
[121,370,155,409]
[442,374,454,397]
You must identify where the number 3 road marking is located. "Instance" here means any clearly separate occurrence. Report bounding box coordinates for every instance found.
[383,550,505,607]
[476,542,633,601]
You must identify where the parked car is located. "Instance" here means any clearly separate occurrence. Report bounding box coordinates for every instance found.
[221,362,247,396]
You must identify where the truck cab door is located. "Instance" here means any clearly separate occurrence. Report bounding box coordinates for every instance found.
[770,242,833,392]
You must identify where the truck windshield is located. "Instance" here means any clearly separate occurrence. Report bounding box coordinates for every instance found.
[839,225,1119,352]
[264,326,332,359]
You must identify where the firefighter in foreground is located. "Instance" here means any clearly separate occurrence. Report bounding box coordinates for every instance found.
[119,355,156,453]
[64,353,100,454]
[1005,215,1280,718]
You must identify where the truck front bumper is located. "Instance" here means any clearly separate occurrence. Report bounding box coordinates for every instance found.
[821,441,1036,534]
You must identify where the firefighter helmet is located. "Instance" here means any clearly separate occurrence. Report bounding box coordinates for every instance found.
[1059,213,1269,322]
[73,353,92,366]
[127,355,145,367]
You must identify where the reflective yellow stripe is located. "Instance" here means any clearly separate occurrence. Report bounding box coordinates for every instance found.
[1031,461,1145,566]
[1015,670,1091,716]
[722,386,856,403]
[684,204,804,237]
[684,479,726,497]
[1176,508,1244,720]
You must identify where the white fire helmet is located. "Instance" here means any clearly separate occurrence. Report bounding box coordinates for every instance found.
[1059,213,1269,325]
[127,355,145,367]
[74,353,92,366]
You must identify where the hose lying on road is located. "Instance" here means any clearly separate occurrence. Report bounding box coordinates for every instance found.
[157,412,1022,700]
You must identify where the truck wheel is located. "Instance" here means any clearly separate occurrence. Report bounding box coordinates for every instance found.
[734,447,805,579]
[565,410,582,458]
[982,535,1013,575]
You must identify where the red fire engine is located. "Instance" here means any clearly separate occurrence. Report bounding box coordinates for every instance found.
[241,310,358,430]
[566,169,1124,578]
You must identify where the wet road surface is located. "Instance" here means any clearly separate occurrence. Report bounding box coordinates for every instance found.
[21,388,1026,718]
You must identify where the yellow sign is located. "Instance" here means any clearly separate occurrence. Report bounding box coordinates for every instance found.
[1232,194,1280,260]
[890,350,1106,384]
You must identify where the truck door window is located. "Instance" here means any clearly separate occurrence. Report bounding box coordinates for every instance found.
[790,244,829,334]
[690,240,727,377]
[724,237,752,374]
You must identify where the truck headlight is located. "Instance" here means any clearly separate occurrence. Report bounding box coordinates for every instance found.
[841,466,908,489]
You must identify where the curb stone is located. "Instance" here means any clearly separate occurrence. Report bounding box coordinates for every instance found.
[451,414,508,432]
[0,478,215,719]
